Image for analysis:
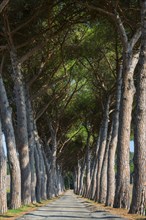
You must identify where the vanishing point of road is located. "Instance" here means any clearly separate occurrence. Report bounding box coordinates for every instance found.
[17,190,126,220]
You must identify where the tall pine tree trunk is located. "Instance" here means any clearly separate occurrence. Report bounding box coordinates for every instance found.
[37,143,47,200]
[95,96,110,202]
[79,160,86,195]
[10,50,31,205]
[106,65,122,207]
[90,128,101,200]
[77,159,81,194]
[48,119,58,197]
[74,169,78,194]
[114,52,139,209]
[129,1,146,214]
[25,88,36,203]
[99,124,113,203]
[0,118,7,214]
[85,131,91,197]
[0,73,21,209]
[42,149,51,199]
[34,142,41,203]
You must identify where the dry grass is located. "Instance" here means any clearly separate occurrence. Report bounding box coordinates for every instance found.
[78,196,146,220]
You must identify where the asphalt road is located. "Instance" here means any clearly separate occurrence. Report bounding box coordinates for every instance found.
[17,190,126,220]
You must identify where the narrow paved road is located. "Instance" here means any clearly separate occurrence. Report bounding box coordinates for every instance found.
[17,190,126,220]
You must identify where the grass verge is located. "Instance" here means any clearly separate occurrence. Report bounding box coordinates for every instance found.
[0,196,61,220]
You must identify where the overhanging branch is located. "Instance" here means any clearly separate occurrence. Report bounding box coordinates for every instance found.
[80,2,128,49]
[0,0,9,14]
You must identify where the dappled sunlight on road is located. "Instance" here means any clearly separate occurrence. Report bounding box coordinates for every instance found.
[16,190,126,220]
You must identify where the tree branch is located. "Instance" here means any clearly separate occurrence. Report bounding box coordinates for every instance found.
[83,3,114,18]
[113,10,128,48]
[31,69,66,101]
[35,101,52,121]
[3,12,15,49]
[0,0,9,14]
[28,52,53,87]
[129,28,141,49]
[19,44,43,64]
[0,55,5,75]
[11,6,43,35]
[58,127,82,153]
[99,49,115,77]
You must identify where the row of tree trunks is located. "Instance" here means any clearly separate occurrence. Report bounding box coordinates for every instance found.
[10,44,64,204]
[74,42,141,212]
[82,2,144,215]
[0,13,65,212]
[88,3,141,210]
[74,38,145,215]
[0,49,65,212]
[0,72,21,209]
[74,95,111,203]
[112,7,141,210]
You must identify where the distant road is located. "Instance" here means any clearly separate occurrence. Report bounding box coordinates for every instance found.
[17,190,126,220]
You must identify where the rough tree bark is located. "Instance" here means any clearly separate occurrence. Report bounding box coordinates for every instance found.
[3,13,32,204]
[129,0,146,215]
[113,11,141,210]
[0,117,7,214]
[85,131,91,198]
[89,128,101,200]
[42,148,51,199]
[79,159,86,195]
[77,159,81,194]
[34,143,41,203]
[10,50,31,205]
[74,169,78,194]
[114,52,140,209]
[37,142,47,200]
[95,96,110,202]
[99,124,113,203]
[34,121,48,200]
[48,119,58,198]
[0,72,21,209]
[25,88,36,203]
[56,165,64,195]
[106,65,122,207]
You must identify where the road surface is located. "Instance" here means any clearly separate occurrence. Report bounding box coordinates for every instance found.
[17,190,126,220]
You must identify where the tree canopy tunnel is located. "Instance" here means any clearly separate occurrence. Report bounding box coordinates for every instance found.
[0,0,145,216]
